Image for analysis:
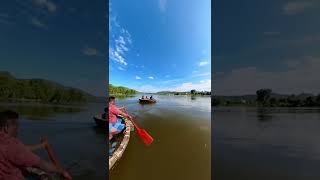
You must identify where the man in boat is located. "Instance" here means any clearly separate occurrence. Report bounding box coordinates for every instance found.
[141,95,145,99]
[109,96,131,140]
[0,110,72,180]
[150,96,153,100]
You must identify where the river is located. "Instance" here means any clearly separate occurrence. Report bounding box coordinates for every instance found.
[0,102,106,180]
[214,107,320,180]
[109,95,211,180]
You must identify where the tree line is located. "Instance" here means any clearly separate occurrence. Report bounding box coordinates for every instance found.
[109,84,137,95]
[212,88,320,107]
[0,72,88,103]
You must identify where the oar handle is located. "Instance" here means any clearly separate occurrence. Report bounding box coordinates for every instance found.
[41,139,71,180]
[123,108,140,131]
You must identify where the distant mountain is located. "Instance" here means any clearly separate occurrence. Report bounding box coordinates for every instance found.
[0,71,99,104]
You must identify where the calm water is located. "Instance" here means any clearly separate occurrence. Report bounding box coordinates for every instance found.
[214,107,320,180]
[109,95,211,180]
[0,102,106,180]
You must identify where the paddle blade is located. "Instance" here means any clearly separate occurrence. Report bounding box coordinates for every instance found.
[137,129,154,146]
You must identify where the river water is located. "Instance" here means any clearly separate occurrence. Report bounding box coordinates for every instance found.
[0,102,106,180]
[109,95,211,180]
[214,107,320,180]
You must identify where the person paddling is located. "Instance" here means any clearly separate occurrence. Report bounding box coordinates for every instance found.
[0,110,72,180]
[109,96,131,140]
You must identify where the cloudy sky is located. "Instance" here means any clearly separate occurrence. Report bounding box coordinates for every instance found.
[213,0,320,95]
[109,0,211,93]
[0,0,107,96]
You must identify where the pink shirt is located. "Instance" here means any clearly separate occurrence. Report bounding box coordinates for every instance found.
[0,132,41,180]
[109,103,122,124]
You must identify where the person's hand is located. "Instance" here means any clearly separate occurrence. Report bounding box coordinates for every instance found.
[61,170,72,180]
[40,137,48,148]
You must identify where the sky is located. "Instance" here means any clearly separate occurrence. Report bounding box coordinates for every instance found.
[109,0,211,93]
[0,0,107,96]
[213,0,320,95]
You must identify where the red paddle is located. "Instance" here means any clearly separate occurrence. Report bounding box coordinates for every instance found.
[41,138,72,180]
[124,108,153,146]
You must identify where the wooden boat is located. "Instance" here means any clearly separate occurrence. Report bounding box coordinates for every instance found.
[25,167,61,180]
[93,114,107,127]
[109,116,131,170]
[139,98,156,103]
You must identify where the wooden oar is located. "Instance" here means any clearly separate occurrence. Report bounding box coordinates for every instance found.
[41,138,72,180]
[124,108,153,146]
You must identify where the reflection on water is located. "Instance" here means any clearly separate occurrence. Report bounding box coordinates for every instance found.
[0,102,106,180]
[109,95,211,180]
[214,107,320,180]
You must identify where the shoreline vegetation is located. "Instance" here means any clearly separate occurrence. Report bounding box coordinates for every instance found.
[109,84,212,97]
[213,88,320,107]
[0,71,102,104]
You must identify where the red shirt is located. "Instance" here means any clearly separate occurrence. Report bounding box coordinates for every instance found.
[109,103,122,124]
[0,132,41,180]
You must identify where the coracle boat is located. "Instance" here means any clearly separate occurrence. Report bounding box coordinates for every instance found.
[139,98,156,104]
[25,167,61,180]
[109,116,132,170]
[93,114,107,127]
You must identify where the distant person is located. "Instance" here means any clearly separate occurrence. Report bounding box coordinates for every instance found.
[102,107,107,119]
[109,96,131,140]
[150,96,153,100]
[146,96,149,99]
[0,110,72,180]
[141,96,144,99]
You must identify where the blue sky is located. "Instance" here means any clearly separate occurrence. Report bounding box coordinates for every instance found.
[0,0,107,96]
[213,0,320,95]
[109,0,211,93]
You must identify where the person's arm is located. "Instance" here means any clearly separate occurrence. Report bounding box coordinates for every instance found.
[38,160,72,179]
[26,137,48,152]
[26,142,46,152]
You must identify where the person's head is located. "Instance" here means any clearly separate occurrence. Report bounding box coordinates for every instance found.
[0,110,19,137]
[108,96,116,105]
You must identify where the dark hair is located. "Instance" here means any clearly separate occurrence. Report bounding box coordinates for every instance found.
[104,107,108,112]
[108,96,116,102]
[0,110,19,128]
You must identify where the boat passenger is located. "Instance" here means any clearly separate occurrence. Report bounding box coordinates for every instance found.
[0,110,72,180]
[146,96,149,99]
[109,96,131,140]
[150,96,153,100]
[102,107,107,119]
[141,96,144,99]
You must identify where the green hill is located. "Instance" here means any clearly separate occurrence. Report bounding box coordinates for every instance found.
[109,84,137,95]
[0,71,94,104]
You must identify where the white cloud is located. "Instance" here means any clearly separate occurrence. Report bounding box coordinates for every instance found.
[135,76,141,80]
[214,56,320,95]
[159,0,167,12]
[191,72,211,77]
[118,67,124,71]
[30,17,46,28]
[134,85,161,93]
[199,61,209,66]
[148,76,154,80]
[283,2,313,15]
[109,4,132,66]
[109,47,127,65]
[33,0,57,13]
[174,80,211,92]
[83,47,98,56]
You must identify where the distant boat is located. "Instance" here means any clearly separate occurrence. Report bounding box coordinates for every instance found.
[93,114,107,127]
[139,98,157,103]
